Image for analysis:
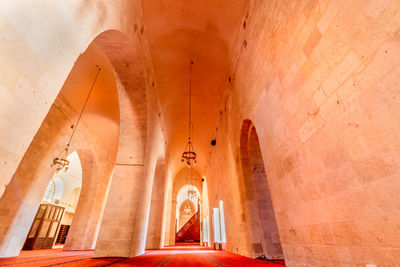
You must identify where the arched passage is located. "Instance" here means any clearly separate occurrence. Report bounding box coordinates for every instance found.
[22,151,83,250]
[167,168,202,245]
[0,37,120,256]
[91,30,153,258]
[0,27,157,259]
[240,119,283,259]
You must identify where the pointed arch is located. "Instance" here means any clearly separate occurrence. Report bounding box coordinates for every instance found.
[239,119,284,259]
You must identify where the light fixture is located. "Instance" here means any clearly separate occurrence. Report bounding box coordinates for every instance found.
[52,150,70,172]
[181,60,197,168]
[52,65,102,172]
[184,205,191,214]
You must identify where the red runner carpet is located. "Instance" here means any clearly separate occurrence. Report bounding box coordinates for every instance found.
[0,245,285,266]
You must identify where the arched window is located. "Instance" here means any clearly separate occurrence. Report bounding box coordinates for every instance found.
[52,177,64,201]
[43,180,55,202]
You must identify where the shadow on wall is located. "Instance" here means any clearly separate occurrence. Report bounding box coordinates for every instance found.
[240,119,284,260]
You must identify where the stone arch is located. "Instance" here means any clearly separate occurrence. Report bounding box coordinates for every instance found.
[90,30,152,258]
[0,1,147,198]
[239,119,283,259]
[176,184,200,210]
[0,130,108,257]
[176,184,200,231]
[0,1,155,258]
[92,30,147,164]
[168,168,202,245]
[0,29,135,257]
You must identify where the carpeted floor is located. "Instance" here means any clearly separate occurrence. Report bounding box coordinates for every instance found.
[0,245,285,266]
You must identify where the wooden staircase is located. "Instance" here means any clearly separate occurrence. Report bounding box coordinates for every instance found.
[176,212,200,243]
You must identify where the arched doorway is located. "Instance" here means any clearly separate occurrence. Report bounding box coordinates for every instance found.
[167,168,203,246]
[0,30,123,257]
[0,2,160,259]
[176,184,200,230]
[22,151,83,250]
[240,119,284,260]
[175,184,201,243]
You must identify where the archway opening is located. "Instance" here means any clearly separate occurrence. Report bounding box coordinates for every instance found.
[240,119,284,260]
[0,31,121,257]
[175,184,201,243]
[22,151,82,250]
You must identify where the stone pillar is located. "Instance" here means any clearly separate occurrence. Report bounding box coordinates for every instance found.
[146,160,166,249]
[93,68,151,257]
[0,155,54,257]
[63,149,114,250]
[0,96,95,257]
[94,165,149,257]
[162,170,173,247]
[168,199,178,246]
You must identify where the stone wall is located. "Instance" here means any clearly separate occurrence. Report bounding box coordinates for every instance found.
[1,0,400,265]
[0,90,116,256]
[205,0,400,266]
[0,1,167,258]
[146,159,167,249]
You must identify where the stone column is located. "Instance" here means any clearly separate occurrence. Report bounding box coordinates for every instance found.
[146,160,166,249]
[63,149,114,250]
[93,68,151,257]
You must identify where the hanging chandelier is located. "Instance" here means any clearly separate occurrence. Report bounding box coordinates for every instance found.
[181,60,197,168]
[52,149,70,172]
[52,65,102,172]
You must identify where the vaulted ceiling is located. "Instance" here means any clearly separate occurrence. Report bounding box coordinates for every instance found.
[141,0,247,176]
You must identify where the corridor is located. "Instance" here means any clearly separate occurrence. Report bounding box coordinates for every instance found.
[0,245,285,266]
[1,1,399,266]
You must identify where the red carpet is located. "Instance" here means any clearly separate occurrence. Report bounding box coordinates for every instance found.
[0,245,285,266]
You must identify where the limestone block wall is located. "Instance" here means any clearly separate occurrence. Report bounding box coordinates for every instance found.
[0,1,151,198]
[94,110,165,258]
[205,0,400,266]
[146,159,167,249]
[0,92,116,257]
[162,169,174,246]
[92,30,167,257]
[0,0,168,258]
